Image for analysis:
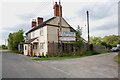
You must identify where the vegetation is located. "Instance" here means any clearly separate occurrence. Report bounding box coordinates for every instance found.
[90,35,120,49]
[8,29,24,50]
[32,49,101,61]
[76,25,83,50]
[32,56,81,61]
[0,45,7,50]
[114,51,120,64]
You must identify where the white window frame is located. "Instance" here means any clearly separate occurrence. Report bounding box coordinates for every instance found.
[40,43,44,49]
[40,28,43,36]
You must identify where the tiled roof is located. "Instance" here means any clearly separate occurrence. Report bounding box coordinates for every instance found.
[24,37,38,44]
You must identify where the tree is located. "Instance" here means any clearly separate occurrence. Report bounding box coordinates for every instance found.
[90,35,120,49]
[8,29,24,50]
[90,36,102,45]
[103,35,120,47]
[8,33,13,50]
[76,25,83,49]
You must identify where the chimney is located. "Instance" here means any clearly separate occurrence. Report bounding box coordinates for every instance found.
[53,2,62,17]
[31,19,37,28]
[37,17,43,26]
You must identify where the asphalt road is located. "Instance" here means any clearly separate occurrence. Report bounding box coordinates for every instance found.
[2,50,118,78]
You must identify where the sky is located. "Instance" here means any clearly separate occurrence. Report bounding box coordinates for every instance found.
[0,0,119,45]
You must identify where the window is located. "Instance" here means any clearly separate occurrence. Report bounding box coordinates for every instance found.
[33,44,37,49]
[40,28,43,36]
[40,43,44,49]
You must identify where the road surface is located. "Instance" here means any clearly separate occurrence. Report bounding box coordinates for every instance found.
[2,50,118,78]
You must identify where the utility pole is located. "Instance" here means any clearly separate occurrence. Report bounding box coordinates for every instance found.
[87,11,90,50]
[59,0,62,53]
[59,0,62,31]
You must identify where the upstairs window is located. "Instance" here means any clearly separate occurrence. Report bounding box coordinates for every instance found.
[40,28,43,36]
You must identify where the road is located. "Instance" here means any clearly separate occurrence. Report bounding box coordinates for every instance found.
[2,50,118,78]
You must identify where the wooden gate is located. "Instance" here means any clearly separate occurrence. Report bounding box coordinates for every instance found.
[48,41,54,56]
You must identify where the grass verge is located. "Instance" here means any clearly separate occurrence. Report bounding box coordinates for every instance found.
[114,53,120,64]
[32,56,81,61]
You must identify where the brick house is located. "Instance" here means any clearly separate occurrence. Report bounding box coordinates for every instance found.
[24,2,76,56]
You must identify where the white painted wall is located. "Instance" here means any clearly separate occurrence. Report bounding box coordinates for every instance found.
[31,29,40,39]
[38,26,48,56]
[27,33,31,40]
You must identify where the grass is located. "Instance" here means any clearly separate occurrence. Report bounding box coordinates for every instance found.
[114,52,120,64]
[32,56,81,61]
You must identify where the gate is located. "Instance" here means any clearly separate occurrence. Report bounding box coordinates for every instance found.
[48,41,54,56]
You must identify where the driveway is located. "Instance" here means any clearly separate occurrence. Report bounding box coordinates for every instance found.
[2,50,118,78]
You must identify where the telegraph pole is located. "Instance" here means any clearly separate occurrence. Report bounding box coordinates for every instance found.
[59,0,62,53]
[59,0,62,31]
[87,11,90,49]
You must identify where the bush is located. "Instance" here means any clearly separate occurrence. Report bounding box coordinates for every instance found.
[1,45,7,49]
[85,50,100,56]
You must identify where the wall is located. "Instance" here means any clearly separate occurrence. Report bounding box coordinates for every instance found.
[38,26,48,56]
[47,25,70,43]
[93,45,106,51]
[31,29,40,39]
[27,33,31,40]
[47,17,70,27]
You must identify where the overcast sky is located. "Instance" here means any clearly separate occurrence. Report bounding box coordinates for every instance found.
[0,0,119,45]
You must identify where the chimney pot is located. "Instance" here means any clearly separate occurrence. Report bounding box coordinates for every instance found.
[53,2,62,17]
[37,17,43,26]
[31,19,37,28]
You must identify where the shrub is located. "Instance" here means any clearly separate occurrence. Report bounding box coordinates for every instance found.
[85,50,100,56]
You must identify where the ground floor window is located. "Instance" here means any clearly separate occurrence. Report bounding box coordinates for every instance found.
[33,44,37,49]
[40,43,44,49]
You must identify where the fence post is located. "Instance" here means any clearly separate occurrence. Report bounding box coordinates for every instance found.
[53,41,54,56]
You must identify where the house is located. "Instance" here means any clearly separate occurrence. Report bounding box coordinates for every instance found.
[24,2,77,56]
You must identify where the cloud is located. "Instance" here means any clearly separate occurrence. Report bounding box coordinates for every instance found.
[2,23,30,42]
[76,2,117,21]
[17,13,36,21]
[92,21,117,31]
[2,23,30,32]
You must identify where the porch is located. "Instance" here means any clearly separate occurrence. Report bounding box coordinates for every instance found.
[24,37,39,56]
